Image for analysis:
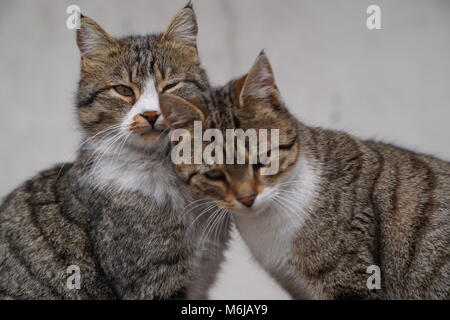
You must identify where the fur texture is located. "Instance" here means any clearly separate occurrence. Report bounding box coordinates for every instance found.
[160,52,450,299]
[0,5,229,300]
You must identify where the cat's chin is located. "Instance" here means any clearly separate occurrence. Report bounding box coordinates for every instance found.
[227,203,264,216]
[127,129,168,150]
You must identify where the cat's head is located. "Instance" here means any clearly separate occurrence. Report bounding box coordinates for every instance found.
[160,52,300,213]
[75,4,209,152]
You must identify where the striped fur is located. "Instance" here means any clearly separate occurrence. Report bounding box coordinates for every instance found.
[285,126,450,299]
[162,52,450,299]
[0,5,230,299]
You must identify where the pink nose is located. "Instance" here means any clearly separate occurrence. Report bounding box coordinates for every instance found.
[141,111,160,126]
[237,193,256,208]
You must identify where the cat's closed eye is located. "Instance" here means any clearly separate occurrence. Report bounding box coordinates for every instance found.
[253,161,264,171]
[162,82,180,92]
[204,170,226,181]
[253,151,272,171]
[162,80,206,93]
[114,85,135,97]
[253,154,263,171]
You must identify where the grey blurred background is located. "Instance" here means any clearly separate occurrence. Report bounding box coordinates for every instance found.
[0,0,449,299]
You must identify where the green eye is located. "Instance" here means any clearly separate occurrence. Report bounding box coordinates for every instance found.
[205,170,226,180]
[114,85,134,97]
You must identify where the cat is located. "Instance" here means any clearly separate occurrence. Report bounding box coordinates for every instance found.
[159,51,450,299]
[0,4,230,299]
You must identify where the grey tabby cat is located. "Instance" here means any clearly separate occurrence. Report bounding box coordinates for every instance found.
[0,4,229,299]
[160,52,450,299]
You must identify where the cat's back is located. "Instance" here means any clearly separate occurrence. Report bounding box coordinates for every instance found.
[362,139,450,299]
[301,126,450,299]
[364,139,450,219]
[0,164,114,299]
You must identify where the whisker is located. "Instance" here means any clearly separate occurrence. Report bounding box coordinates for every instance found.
[182,199,217,218]
[90,131,126,174]
[114,131,132,162]
[56,124,123,179]
[212,209,229,253]
[82,128,124,168]
[187,202,218,231]
[272,193,319,233]
[155,127,170,141]
[272,194,304,220]
[198,207,222,250]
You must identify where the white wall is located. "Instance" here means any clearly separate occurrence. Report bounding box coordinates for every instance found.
[0,0,449,299]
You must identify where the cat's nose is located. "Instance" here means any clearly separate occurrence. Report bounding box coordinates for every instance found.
[237,193,256,208]
[141,111,160,127]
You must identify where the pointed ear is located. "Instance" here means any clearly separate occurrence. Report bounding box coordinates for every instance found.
[159,94,204,130]
[161,3,198,47]
[239,51,279,106]
[76,15,117,57]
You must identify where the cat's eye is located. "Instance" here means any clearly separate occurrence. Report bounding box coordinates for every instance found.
[253,155,264,171]
[254,153,271,171]
[162,82,180,92]
[273,104,282,111]
[204,170,226,181]
[253,162,264,171]
[114,85,134,97]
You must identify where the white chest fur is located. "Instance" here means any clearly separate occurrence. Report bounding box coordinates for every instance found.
[82,145,186,210]
[233,154,319,298]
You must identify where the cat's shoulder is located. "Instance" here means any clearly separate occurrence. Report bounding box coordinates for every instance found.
[0,162,74,216]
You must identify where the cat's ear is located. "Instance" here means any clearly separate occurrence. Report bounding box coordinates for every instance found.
[159,94,205,130]
[161,2,198,47]
[238,51,279,107]
[76,15,117,58]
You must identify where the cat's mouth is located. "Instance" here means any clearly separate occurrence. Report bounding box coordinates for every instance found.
[129,112,167,136]
[138,125,167,136]
[130,126,168,147]
[124,112,170,149]
[218,199,259,213]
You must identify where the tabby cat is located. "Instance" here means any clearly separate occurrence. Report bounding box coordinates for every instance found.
[160,52,450,299]
[0,4,229,299]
